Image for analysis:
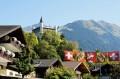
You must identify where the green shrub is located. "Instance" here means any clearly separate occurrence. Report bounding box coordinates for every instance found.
[45,67,76,79]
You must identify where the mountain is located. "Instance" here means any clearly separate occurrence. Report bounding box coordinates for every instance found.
[23,20,120,52]
[58,20,120,52]
[23,23,40,32]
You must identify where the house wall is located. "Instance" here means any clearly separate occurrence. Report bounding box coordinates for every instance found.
[26,71,36,78]
[0,62,7,67]
[0,69,6,74]
[0,69,22,78]
[35,68,48,78]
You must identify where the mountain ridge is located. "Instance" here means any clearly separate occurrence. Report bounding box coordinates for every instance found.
[58,20,120,52]
[23,20,120,52]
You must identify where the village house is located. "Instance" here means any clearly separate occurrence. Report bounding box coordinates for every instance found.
[62,61,90,79]
[91,64,120,79]
[0,25,26,79]
[33,58,62,78]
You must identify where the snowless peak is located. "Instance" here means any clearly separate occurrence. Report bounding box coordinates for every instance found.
[58,20,120,52]
[23,19,120,52]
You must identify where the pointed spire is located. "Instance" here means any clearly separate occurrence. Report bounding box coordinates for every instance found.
[40,17,43,23]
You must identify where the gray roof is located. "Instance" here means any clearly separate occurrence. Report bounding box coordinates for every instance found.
[0,25,21,38]
[62,61,90,73]
[33,58,59,68]
[33,26,55,32]
[0,25,26,44]
[62,61,82,70]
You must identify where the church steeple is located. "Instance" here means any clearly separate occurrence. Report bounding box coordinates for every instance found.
[40,17,43,23]
[39,17,44,34]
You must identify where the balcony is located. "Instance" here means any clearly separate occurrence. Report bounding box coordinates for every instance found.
[0,69,36,78]
[0,69,22,78]
[0,51,13,62]
[0,46,15,62]
[0,36,25,52]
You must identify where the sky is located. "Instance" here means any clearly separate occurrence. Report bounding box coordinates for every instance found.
[0,0,120,27]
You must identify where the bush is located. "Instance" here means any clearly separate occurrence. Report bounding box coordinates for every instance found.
[83,74,98,79]
[45,67,76,79]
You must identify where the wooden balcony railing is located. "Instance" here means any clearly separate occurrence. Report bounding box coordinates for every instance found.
[0,36,25,52]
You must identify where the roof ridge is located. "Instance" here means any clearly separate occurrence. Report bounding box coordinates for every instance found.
[0,26,21,38]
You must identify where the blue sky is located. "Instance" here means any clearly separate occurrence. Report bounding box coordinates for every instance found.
[0,0,120,27]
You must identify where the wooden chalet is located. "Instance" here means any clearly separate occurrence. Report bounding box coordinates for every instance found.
[91,64,113,76]
[0,25,26,79]
[62,61,90,79]
[33,58,62,78]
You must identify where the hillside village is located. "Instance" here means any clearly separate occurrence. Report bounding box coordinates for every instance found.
[0,17,120,79]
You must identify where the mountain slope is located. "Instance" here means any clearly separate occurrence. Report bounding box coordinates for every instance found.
[23,23,40,32]
[58,20,120,52]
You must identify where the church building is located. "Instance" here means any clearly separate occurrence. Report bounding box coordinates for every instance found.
[32,17,58,40]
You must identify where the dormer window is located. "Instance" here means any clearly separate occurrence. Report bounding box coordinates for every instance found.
[35,61,41,64]
[1,35,10,42]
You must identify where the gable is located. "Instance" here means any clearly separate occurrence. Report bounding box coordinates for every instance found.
[0,25,26,44]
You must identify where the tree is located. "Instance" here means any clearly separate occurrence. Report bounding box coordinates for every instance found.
[57,38,68,60]
[95,49,99,53]
[37,30,80,61]
[110,64,120,78]
[35,40,61,61]
[15,32,39,78]
[24,32,38,47]
[42,30,61,49]
[15,48,34,78]
[24,32,39,58]
[35,30,62,60]
[60,33,65,39]
[57,41,79,60]
[45,67,76,79]
[66,41,79,51]
[83,73,98,79]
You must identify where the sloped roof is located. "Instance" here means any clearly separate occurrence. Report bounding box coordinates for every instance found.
[33,58,60,68]
[62,61,90,73]
[91,64,113,76]
[0,25,26,44]
[33,26,55,33]
[62,61,82,70]
[0,25,21,38]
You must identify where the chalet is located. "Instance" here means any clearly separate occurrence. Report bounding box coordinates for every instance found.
[91,64,112,76]
[0,25,26,79]
[90,64,120,79]
[62,61,90,79]
[33,58,62,78]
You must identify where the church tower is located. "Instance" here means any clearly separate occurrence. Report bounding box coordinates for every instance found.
[40,17,44,34]
[55,26,58,33]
